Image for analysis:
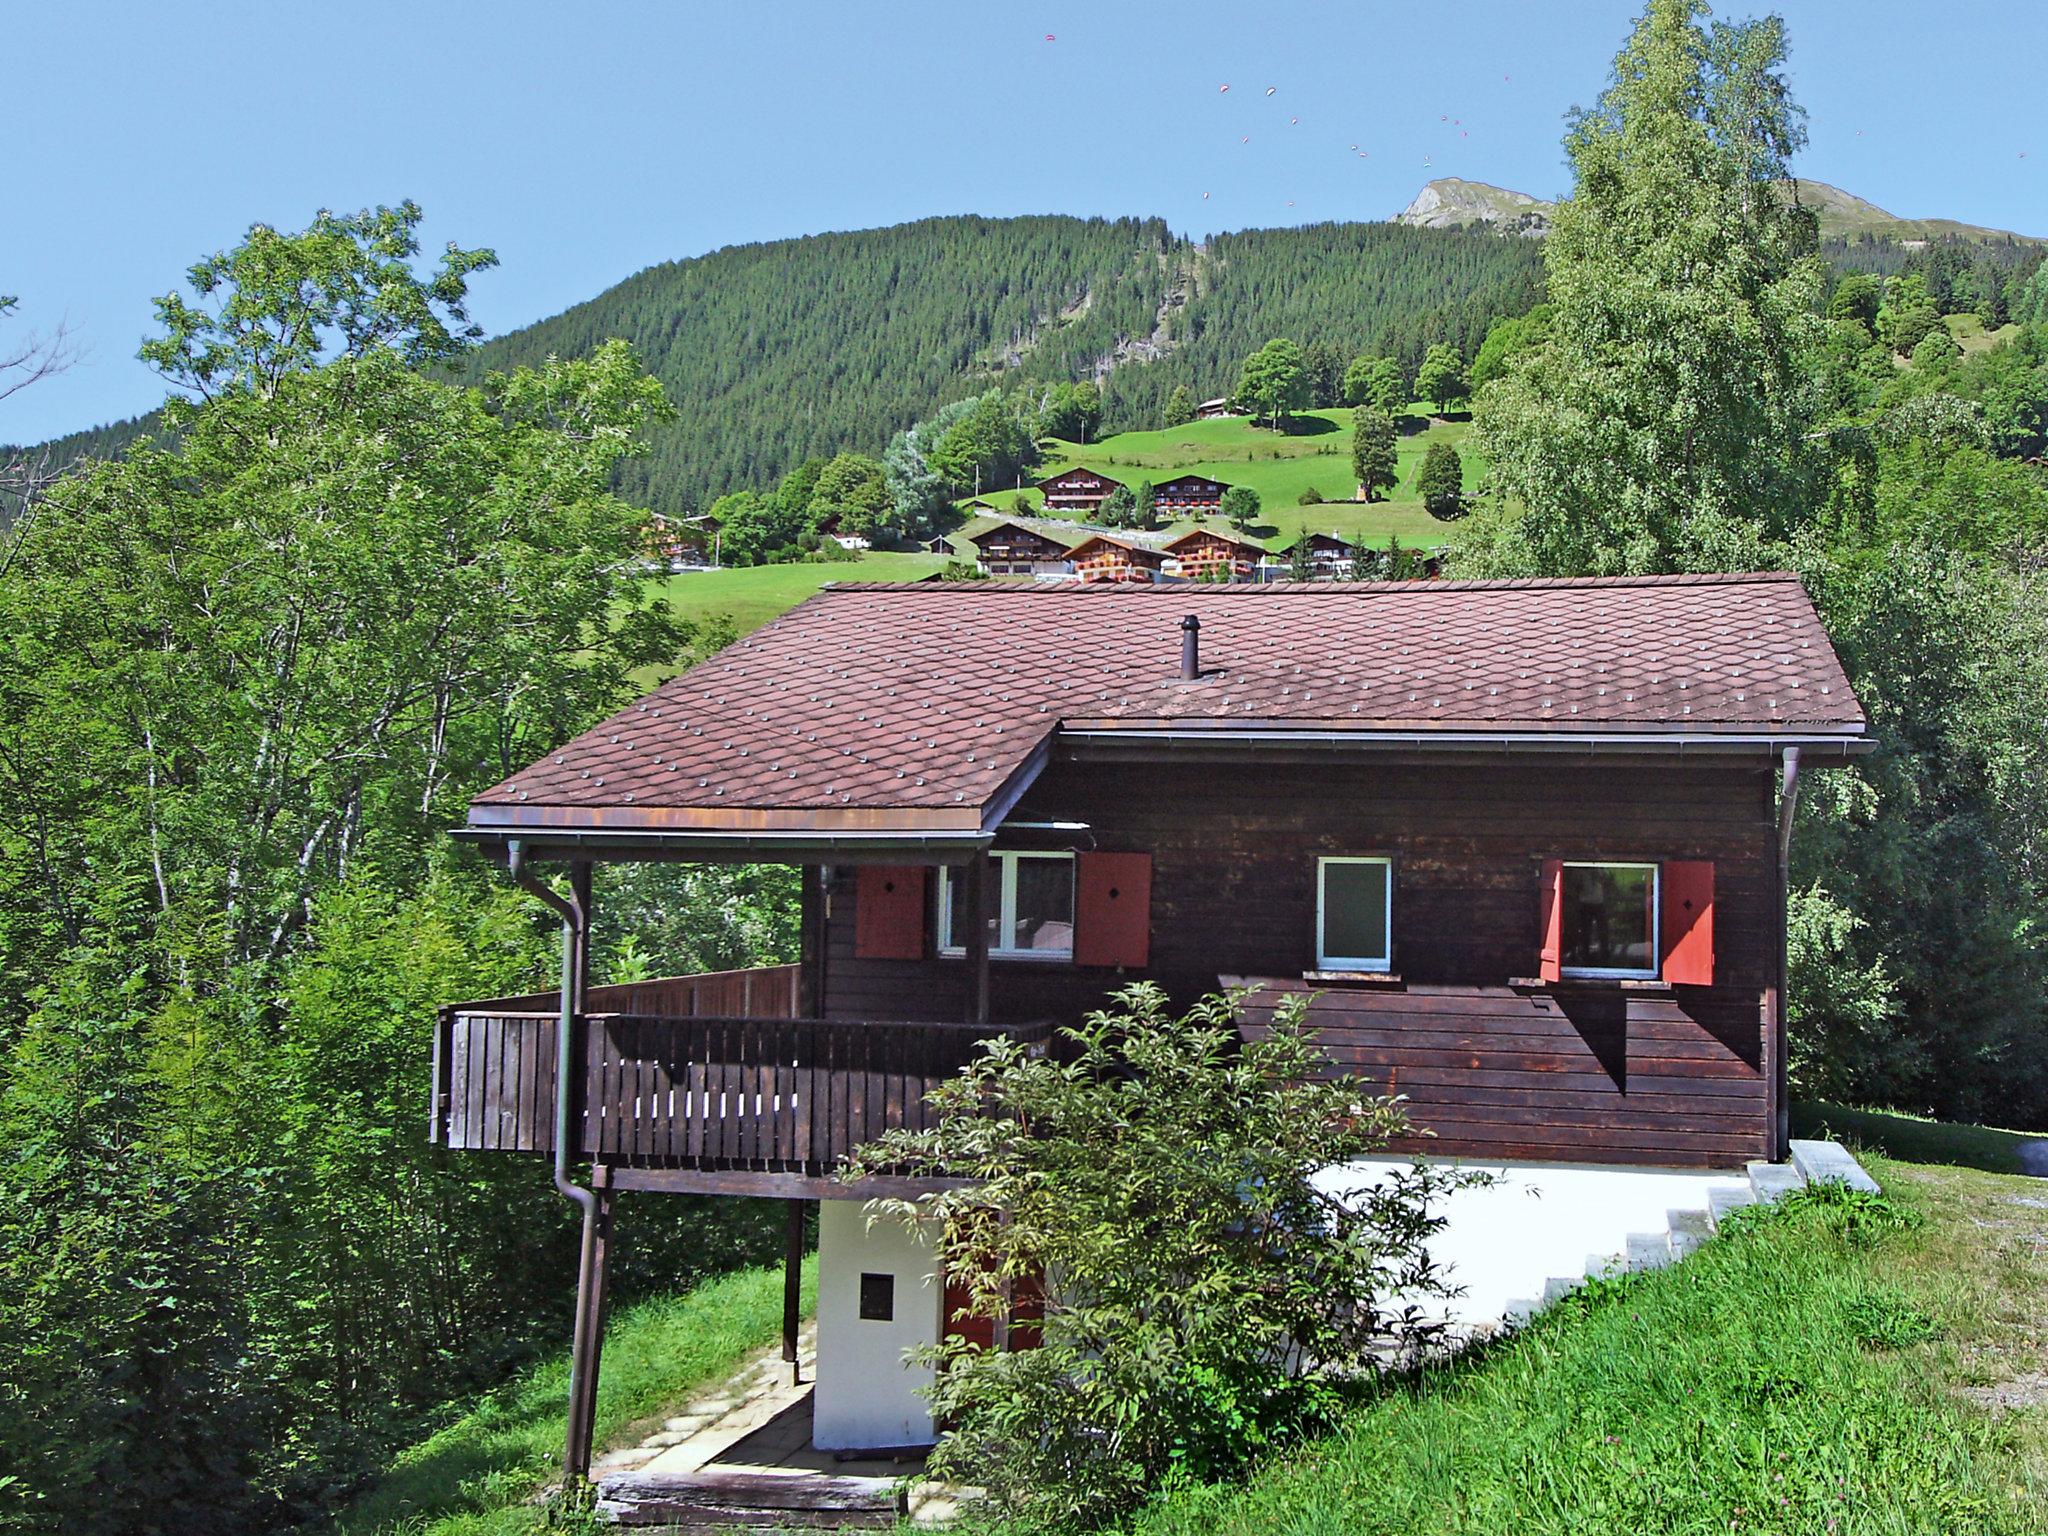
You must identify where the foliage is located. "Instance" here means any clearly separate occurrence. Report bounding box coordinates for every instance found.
[844,985,1458,1532]
[1163,384,1196,428]
[1234,338,1310,429]
[339,1260,813,1536]
[930,390,1039,500]
[1469,0,1827,575]
[0,208,792,1532]
[1035,380,1103,444]
[1412,342,1468,413]
[1467,303,1554,392]
[805,450,889,537]
[1219,484,1261,531]
[1342,353,1405,412]
[1350,406,1398,501]
[1117,1175,2041,1536]
[1133,478,1158,528]
[1416,440,1465,518]
[1099,484,1138,527]
[1286,534,1315,580]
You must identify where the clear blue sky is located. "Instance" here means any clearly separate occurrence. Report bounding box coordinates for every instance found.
[6,0,2042,444]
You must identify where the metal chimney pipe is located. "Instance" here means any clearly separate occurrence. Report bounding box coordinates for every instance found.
[1180,613,1201,680]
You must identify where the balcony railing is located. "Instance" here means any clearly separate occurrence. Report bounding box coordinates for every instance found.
[430,998,1049,1180]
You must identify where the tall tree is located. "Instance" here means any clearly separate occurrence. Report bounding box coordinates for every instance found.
[1413,343,1469,415]
[1417,440,1466,518]
[1342,353,1406,413]
[1133,479,1158,529]
[1163,383,1196,427]
[1235,338,1310,430]
[1220,484,1261,532]
[1468,0,1827,574]
[1351,406,1399,501]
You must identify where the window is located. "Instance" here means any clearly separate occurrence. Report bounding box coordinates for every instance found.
[1317,857,1392,971]
[1560,862,1659,978]
[941,851,1075,960]
[858,1272,895,1322]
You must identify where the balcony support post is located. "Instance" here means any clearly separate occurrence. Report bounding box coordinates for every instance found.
[783,1199,808,1383]
[799,864,827,1018]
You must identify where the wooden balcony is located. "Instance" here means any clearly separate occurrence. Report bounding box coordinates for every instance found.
[430,972,1048,1195]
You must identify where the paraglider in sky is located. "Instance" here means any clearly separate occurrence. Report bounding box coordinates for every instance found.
[1202,190,1211,199]
[1219,83,1230,93]
[1290,116,1298,125]
[1265,86,1276,96]
[1044,33,1055,41]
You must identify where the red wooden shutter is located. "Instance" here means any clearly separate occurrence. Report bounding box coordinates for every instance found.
[853,865,927,961]
[1074,852,1152,968]
[1537,858,1564,983]
[1660,860,1715,985]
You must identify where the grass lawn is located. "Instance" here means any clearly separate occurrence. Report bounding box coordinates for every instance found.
[1099,1126,2048,1536]
[340,1258,815,1536]
[1947,313,2023,356]
[951,407,1481,554]
[657,551,947,637]
[1795,1099,2040,1176]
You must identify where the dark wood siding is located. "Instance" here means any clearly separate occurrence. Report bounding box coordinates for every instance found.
[822,756,1777,1168]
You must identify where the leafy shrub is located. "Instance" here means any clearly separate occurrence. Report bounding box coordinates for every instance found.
[1296,486,1324,505]
[844,985,1461,1532]
[1846,1288,1941,1350]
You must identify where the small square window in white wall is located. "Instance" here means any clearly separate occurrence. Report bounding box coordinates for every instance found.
[941,851,1075,960]
[1561,862,1659,978]
[1317,857,1392,971]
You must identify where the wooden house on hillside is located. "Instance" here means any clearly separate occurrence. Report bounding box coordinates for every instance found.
[1164,527,1262,581]
[427,574,1867,1502]
[1152,473,1232,514]
[1195,396,1235,420]
[966,518,1076,577]
[1064,534,1165,584]
[1301,532,1356,578]
[1037,466,1124,515]
[647,511,720,567]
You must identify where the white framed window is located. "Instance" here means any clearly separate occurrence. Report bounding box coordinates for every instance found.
[1560,861,1660,978]
[1317,857,1392,971]
[940,851,1075,960]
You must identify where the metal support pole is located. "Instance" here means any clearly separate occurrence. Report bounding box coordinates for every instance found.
[783,1200,808,1383]
[1773,749,1802,1161]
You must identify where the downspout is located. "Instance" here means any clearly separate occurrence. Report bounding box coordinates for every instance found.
[1774,748,1802,1161]
[507,838,594,1225]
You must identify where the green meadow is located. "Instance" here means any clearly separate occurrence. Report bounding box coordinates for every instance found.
[944,406,1483,553]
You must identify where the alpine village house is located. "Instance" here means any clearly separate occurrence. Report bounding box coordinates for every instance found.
[430,574,1866,1492]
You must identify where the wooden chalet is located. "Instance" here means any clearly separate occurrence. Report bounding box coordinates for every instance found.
[1301,532,1356,577]
[1036,465,1124,515]
[1064,534,1166,584]
[648,511,719,566]
[1152,473,1232,514]
[966,518,1076,577]
[1163,527,1262,581]
[430,574,1866,1494]
[1194,396,1235,420]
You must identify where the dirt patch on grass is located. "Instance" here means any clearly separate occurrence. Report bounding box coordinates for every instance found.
[1963,1374,2048,1414]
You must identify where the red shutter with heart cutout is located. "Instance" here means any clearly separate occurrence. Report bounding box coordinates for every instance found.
[1075,852,1151,968]
[1660,860,1715,985]
[854,865,927,961]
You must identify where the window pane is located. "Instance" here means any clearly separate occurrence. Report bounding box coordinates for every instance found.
[1322,861,1389,964]
[1561,865,1655,972]
[1010,856,1074,954]
[944,860,1000,952]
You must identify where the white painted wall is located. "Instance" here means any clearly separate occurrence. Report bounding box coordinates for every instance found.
[813,1200,942,1451]
[1316,1158,1750,1330]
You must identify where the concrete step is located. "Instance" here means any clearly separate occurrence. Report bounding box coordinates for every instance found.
[1585,1251,1630,1281]
[1502,1297,1539,1327]
[1788,1139,1882,1194]
[1626,1230,1674,1271]
[1707,1184,1756,1229]
[1541,1275,1577,1305]
[1747,1160,1807,1205]
[1667,1207,1714,1259]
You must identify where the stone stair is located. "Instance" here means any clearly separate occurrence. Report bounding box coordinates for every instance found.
[1501,1140,1876,1326]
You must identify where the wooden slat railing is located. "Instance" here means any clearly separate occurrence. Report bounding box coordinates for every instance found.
[431,1011,1050,1177]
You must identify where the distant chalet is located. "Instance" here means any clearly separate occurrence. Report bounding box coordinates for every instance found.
[1164,527,1263,581]
[1037,465,1124,514]
[1152,473,1232,513]
[967,518,1077,576]
[1064,533,1166,583]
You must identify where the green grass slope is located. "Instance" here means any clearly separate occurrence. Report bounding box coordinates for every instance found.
[1116,1151,2048,1536]
[954,407,1481,552]
[340,1259,814,1536]
[657,550,947,638]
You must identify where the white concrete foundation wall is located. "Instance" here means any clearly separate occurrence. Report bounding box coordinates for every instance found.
[813,1200,942,1451]
[1316,1158,1751,1331]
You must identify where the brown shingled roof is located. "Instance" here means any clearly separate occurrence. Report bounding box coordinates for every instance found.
[467,574,1863,839]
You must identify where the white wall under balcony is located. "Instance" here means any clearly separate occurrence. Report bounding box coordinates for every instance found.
[813,1200,942,1451]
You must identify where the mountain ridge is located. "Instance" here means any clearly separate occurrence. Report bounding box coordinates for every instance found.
[1395,176,2044,246]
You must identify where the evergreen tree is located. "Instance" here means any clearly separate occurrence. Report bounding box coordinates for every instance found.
[1099,485,1138,527]
[1827,273,1882,328]
[1134,479,1157,529]
[1350,407,1398,501]
[1287,532,1316,580]
[1164,384,1196,427]
[1301,339,1345,408]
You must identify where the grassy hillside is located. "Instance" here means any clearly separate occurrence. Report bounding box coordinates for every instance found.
[949,407,1480,552]
[340,1259,814,1536]
[1110,1129,2048,1536]
[657,550,946,639]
